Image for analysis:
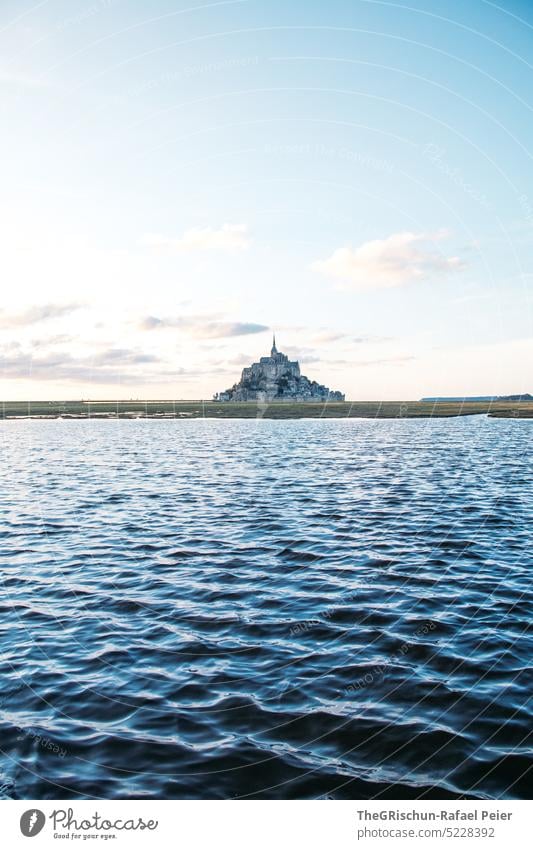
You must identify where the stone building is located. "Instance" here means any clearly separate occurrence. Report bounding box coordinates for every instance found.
[214,336,345,402]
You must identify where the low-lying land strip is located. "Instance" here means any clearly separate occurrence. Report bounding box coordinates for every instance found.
[1,400,532,419]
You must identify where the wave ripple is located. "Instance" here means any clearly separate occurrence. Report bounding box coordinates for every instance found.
[0,417,531,799]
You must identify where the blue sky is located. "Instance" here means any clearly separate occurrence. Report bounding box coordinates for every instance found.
[0,0,532,399]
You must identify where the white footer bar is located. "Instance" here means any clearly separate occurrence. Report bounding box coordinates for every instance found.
[4,799,531,848]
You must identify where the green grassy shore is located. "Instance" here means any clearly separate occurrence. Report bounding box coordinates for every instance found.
[1,400,532,419]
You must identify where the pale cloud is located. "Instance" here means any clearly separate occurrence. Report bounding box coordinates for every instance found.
[0,347,166,384]
[309,330,393,345]
[141,223,250,254]
[283,346,320,364]
[350,355,417,367]
[29,334,75,347]
[139,315,268,338]
[0,303,82,328]
[225,353,256,366]
[311,231,465,290]
[197,321,267,338]
[311,354,416,368]
[310,330,348,344]
[352,335,394,344]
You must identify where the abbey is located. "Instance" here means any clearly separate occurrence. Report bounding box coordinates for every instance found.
[214,336,345,402]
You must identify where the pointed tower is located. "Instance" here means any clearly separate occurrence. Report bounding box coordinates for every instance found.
[271,333,278,357]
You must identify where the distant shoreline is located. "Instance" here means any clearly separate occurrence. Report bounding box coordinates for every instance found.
[1,400,532,419]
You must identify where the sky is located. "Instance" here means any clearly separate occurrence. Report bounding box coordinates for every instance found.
[0,0,532,400]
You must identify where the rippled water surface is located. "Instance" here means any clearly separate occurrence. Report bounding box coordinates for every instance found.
[0,418,531,799]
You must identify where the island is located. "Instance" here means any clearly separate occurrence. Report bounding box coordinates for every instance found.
[213,336,345,402]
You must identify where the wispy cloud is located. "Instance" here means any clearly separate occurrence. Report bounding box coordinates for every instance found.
[225,353,256,366]
[141,223,250,254]
[90,348,159,366]
[29,334,75,347]
[309,330,393,345]
[310,330,348,344]
[283,346,320,364]
[311,231,465,290]
[317,355,416,368]
[0,347,165,384]
[197,321,268,338]
[352,335,394,344]
[0,303,82,329]
[140,315,268,338]
[350,355,416,367]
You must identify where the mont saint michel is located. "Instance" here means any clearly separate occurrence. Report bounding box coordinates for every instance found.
[214,336,345,402]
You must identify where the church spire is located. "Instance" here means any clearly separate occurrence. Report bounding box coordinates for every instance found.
[271,332,278,356]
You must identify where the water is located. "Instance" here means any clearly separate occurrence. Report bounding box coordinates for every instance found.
[0,417,531,800]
